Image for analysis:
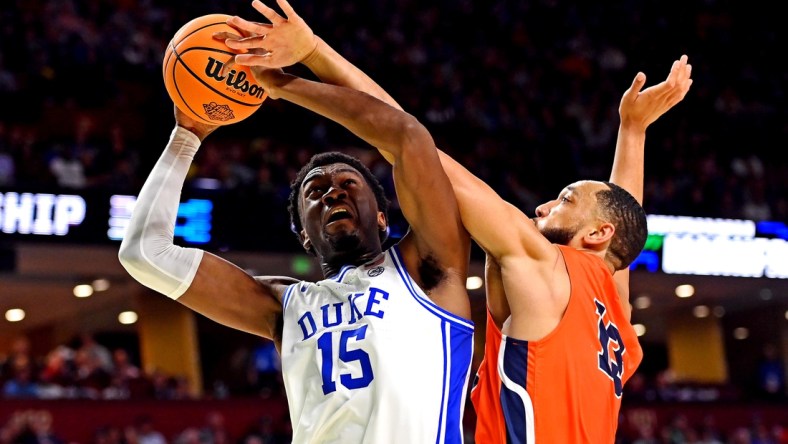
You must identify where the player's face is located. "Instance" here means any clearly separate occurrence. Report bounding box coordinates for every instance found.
[533,180,606,246]
[298,163,384,259]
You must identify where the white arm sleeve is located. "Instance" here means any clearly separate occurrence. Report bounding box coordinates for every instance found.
[118,126,205,300]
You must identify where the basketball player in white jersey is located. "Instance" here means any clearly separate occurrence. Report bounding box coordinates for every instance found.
[118,38,474,444]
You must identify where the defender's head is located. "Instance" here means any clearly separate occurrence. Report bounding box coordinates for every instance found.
[534,180,647,270]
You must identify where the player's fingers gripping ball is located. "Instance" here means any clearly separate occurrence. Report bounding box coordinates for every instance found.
[163,14,267,125]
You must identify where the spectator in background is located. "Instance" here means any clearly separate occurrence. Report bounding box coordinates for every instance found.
[757,344,786,402]
[37,345,77,399]
[93,425,125,444]
[199,411,230,444]
[246,338,281,399]
[631,424,658,444]
[0,124,14,186]
[661,414,692,444]
[134,415,167,444]
[48,144,86,189]
[73,347,112,398]
[0,410,64,444]
[2,362,40,399]
[77,333,114,373]
[173,427,201,444]
[239,416,281,444]
[1,336,37,383]
[111,349,141,383]
[698,414,724,444]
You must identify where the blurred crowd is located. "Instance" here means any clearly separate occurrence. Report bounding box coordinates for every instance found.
[0,334,196,402]
[0,333,284,402]
[3,333,785,444]
[1,407,785,444]
[0,409,293,444]
[1,0,786,246]
[619,412,786,444]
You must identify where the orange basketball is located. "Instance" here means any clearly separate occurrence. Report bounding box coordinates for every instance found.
[163,14,267,125]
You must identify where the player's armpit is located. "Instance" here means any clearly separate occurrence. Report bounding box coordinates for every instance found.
[484,254,510,328]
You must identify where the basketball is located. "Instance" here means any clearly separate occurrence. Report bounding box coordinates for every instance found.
[163,14,267,125]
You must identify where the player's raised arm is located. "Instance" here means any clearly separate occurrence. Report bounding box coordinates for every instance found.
[118,107,289,342]
[611,55,693,202]
[609,55,693,308]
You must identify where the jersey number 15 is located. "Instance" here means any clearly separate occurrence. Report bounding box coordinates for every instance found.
[317,325,374,394]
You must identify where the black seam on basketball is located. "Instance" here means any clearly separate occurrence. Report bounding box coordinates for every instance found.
[173,46,265,107]
[171,55,215,125]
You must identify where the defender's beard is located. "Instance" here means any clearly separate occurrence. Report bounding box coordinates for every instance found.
[539,226,577,246]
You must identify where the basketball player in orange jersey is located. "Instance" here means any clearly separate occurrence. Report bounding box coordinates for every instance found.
[221,1,693,442]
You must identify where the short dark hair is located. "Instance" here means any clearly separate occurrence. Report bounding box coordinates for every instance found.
[596,181,648,270]
[287,152,391,251]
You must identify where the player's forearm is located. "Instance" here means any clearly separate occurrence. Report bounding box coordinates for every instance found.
[438,150,528,260]
[302,37,403,112]
[609,122,646,204]
[118,127,204,299]
[269,73,423,160]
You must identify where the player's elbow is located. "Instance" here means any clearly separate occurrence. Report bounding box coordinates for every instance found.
[118,236,155,287]
[118,234,203,300]
[397,118,434,157]
[118,234,141,274]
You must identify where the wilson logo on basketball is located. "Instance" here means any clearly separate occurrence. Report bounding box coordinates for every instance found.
[204,57,265,99]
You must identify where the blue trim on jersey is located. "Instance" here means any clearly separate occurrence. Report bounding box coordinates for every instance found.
[388,245,474,332]
[435,321,448,444]
[501,336,529,444]
[282,283,297,310]
[437,320,473,444]
[388,245,472,443]
[444,321,474,444]
[329,264,356,282]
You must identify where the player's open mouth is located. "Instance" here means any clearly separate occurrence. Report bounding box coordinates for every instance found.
[326,208,353,225]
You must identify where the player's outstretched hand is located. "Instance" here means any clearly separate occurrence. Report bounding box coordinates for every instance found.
[221,0,317,69]
[174,105,219,141]
[619,54,693,131]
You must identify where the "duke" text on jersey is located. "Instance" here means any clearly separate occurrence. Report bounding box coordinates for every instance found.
[297,287,390,341]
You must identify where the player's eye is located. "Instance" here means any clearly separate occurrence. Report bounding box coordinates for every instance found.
[307,187,323,197]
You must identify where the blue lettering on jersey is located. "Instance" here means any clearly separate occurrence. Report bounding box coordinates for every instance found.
[298,312,318,340]
[595,299,625,398]
[348,292,364,323]
[322,302,343,328]
[364,287,389,318]
[298,287,390,341]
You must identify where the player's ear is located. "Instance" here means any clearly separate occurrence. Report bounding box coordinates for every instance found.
[377,212,387,232]
[584,221,615,246]
[299,229,314,254]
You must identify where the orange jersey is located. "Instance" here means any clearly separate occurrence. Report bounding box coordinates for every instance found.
[470,245,643,443]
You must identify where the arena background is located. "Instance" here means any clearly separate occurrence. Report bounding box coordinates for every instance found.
[0,0,786,442]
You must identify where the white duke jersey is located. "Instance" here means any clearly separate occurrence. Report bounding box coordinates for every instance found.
[279,245,474,444]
